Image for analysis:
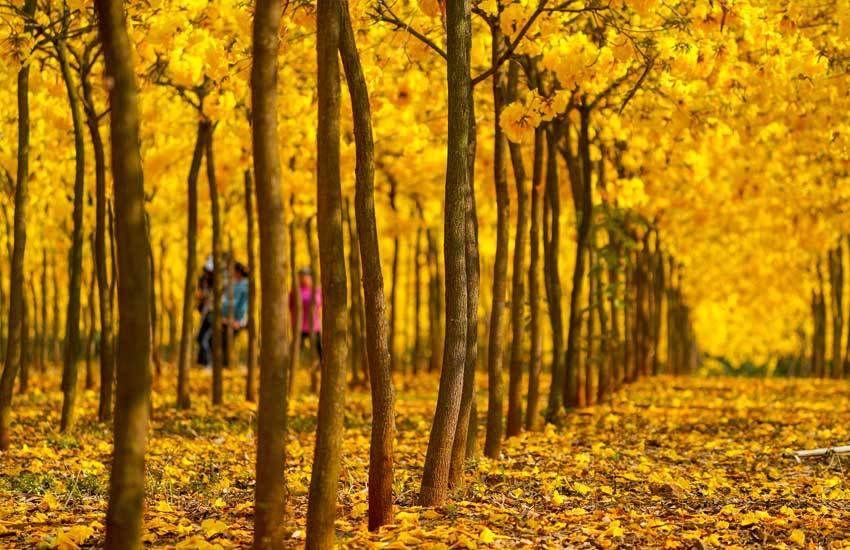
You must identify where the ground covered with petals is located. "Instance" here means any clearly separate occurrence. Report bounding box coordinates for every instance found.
[1,368,849,548]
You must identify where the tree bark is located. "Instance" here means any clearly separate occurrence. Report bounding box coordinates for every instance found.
[85,254,97,391]
[420,0,472,507]
[176,120,209,410]
[82,58,116,422]
[0,0,35,449]
[525,128,544,430]
[288,209,302,399]
[543,124,564,421]
[562,108,593,409]
[389,187,401,376]
[339,7,395,528]
[342,198,366,388]
[57,36,87,434]
[306,1,350,545]
[206,128,224,404]
[96,2,153,546]
[40,250,47,372]
[449,103,479,488]
[829,245,843,378]
[484,23,510,452]
[244,170,258,402]
[427,227,444,373]
[251,1,290,546]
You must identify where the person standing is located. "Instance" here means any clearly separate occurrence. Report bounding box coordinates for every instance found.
[221,261,249,366]
[290,267,322,359]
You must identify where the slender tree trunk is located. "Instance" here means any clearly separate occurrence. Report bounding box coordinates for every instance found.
[83,64,116,422]
[427,228,444,373]
[206,129,224,404]
[288,210,302,398]
[305,218,321,392]
[412,225,424,375]
[812,260,827,378]
[145,215,161,378]
[420,0,471,506]
[543,125,564,421]
[57,37,87,434]
[525,128,544,430]
[225,237,235,369]
[52,257,61,364]
[251,1,291,545]
[244,170,258,402]
[449,103,479,488]
[562,109,593,409]
[339,8,395,527]
[484,25,510,452]
[85,257,97,391]
[19,287,29,395]
[176,121,208,410]
[40,250,47,372]
[584,243,595,406]
[829,245,843,378]
[30,278,41,375]
[343,198,365,388]
[388,179,400,375]
[306,3,350,546]
[158,240,167,361]
[96,2,153,545]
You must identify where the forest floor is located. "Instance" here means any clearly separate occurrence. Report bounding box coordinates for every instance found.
[1,366,849,549]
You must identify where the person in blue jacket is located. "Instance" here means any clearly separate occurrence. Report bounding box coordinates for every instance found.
[221,261,249,366]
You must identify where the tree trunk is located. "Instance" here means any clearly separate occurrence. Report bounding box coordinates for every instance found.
[19,286,29,395]
[812,260,827,378]
[562,108,593,409]
[449,104,479,488]
[244,170,258,402]
[420,0,471,507]
[30,277,42,374]
[306,3,350,546]
[305,218,321,393]
[52,257,61,364]
[343,198,366,388]
[288,210,302,398]
[339,7,395,527]
[484,24,510,452]
[176,120,208,410]
[543,124,564,422]
[145,215,161,378]
[829,245,843,378]
[85,256,97,391]
[96,2,153,546]
[57,37,87,434]
[427,227,443,373]
[206,129,224,404]
[412,224,424,375]
[158,240,167,361]
[40,250,47,372]
[526,128,544,430]
[251,1,291,545]
[82,60,116,422]
[388,178,400,375]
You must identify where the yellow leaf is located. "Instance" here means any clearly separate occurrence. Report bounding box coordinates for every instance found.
[790,529,805,546]
[600,485,614,495]
[573,482,592,496]
[552,489,565,506]
[155,500,174,513]
[479,527,497,544]
[605,520,625,537]
[200,518,228,538]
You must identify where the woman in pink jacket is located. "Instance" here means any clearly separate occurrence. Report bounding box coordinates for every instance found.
[289,267,322,359]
